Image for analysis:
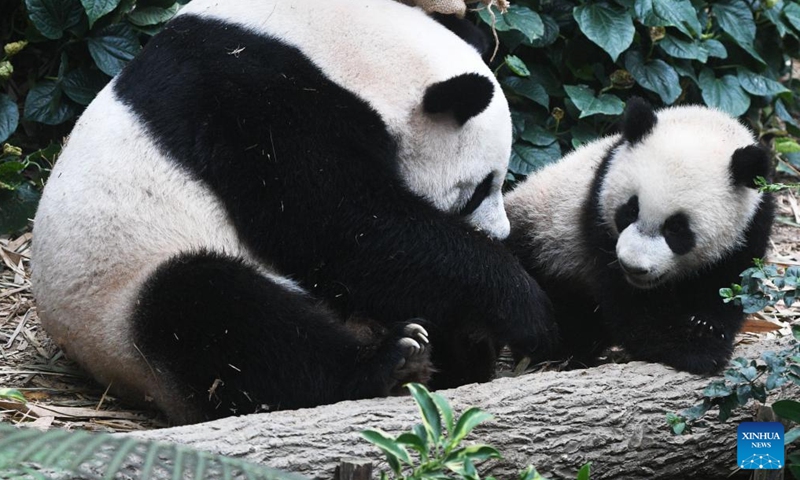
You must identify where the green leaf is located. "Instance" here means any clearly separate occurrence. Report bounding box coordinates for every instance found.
[701,39,727,59]
[776,138,800,154]
[772,399,800,423]
[659,34,706,62]
[526,14,559,48]
[62,68,109,106]
[786,426,800,444]
[519,125,557,146]
[736,69,789,96]
[624,50,681,104]
[502,77,549,108]
[784,2,800,32]
[24,0,84,40]
[635,0,702,37]
[576,463,591,480]
[87,23,142,77]
[712,0,765,63]
[509,141,561,176]
[504,5,544,42]
[360,429,411,465]
[395,433,427,459]
[703,380,732,398]
[505,55,530,77]
[0,94,19,144]
[564,84,624,118]
[451,407,493,446]
[431,393,454,435]
[477,5,513,31]
[23,80,80,125]
[573,3,635,62]
[698,69,750,117]
[0,388,26,403]
[81,0,121,27]
[407,383,442,446]
[127,4,179,26]
[682,401,711,421]
[0,183,40,235]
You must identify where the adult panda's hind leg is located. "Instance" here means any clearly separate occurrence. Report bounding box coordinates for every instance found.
[132,251,432,424]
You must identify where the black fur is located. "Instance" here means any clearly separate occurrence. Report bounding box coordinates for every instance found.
[622,97,657,145]
[731,144,771,188]
[613,195,639,233]
[432,13,491,56]
[662,212,695,255]
[423,73,495,126]
[116,16,556,420]
[134,252,432,422]
[459,172,494,216]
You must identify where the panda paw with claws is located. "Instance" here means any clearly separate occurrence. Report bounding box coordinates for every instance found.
[686,315,728,341]
[389,323,434,393]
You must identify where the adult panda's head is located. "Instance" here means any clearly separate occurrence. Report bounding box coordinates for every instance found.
[599,98,771,289]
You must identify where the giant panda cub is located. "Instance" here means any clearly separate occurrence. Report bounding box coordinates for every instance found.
[505,98,774,374]
[31,0,557,424]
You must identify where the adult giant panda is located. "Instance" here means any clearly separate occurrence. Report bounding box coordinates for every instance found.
[32,0,557,424]
[505,98,774,374]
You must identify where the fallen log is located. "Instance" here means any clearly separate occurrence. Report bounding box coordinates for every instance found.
[130,335,798,480]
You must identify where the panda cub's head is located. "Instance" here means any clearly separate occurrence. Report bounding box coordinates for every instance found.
[600,99,770,289]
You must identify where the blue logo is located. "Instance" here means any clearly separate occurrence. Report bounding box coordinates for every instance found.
[737,422,784,470]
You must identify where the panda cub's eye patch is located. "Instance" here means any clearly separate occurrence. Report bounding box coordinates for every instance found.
[662,212,695,255]
[614,195,639,232]
[458,173,494,217]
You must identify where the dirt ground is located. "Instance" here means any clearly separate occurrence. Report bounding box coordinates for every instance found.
[0,191,798,432]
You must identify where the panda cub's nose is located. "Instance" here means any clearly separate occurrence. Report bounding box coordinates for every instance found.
[619,260,649,276]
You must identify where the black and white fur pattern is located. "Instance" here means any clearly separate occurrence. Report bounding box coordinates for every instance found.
[32,0,556,424]
[505,99,774,374]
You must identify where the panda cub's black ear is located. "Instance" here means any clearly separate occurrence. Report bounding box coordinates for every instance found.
[622,97,657,145]
[423,73,494,126]
[731,144,771,189]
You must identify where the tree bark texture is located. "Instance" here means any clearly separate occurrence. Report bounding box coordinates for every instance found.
[130,336,798,480]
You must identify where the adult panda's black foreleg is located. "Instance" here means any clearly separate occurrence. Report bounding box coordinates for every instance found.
[132,251,432,424]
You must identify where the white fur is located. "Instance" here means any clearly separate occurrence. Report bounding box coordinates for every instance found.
[506,105,765,288]
[505,135,618,281]
[32,0,513,415]
[177,0,512,238]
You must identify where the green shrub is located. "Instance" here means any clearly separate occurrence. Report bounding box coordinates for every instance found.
[471,0,800,181]
[0,0,183,233]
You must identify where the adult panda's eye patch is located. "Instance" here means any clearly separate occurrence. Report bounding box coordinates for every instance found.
[458,172,494,217]
[614,195,639,232]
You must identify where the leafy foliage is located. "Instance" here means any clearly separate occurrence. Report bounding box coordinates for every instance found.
[472,0,800,180]
[0,0,182,233]
[720,258,798,314]
[0,422,307,480]
[667,325,800,435]
[362,383,590,480]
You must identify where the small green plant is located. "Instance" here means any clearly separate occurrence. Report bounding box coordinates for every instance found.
[362,383,590,480]
[720,258,798,314]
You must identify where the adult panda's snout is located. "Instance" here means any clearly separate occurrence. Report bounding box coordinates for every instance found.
[464,191,511,240]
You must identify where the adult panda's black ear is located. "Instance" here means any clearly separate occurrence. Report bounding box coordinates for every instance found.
[423,73,494,126]
[731,144,771,189]
[622,97,657,145]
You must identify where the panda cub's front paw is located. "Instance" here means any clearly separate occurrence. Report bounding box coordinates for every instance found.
[686,315,728,340]
[390,323,434,393]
